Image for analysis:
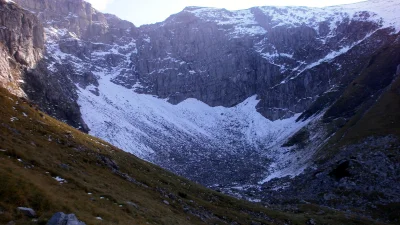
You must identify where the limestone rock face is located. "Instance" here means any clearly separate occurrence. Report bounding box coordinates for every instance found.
[115,6,394,120]
[0,0,44,96]
[14,0,104,39]
[14,0,137,42]
[8,0,137,131]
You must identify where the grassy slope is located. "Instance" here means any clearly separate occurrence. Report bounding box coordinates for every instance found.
[306,39,400,223]
[0,87,388,225]
[317,40,400,160]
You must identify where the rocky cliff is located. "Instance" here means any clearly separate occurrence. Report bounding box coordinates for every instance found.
[0,0,44,97]
[129,6,390,121]
[8,0,138,132]
[16,0,399,121]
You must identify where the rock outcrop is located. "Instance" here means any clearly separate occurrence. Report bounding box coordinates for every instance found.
[0,0,44,96]
[47,212,86,225]
[9,0,138,132]
[16,207,36,218]
[14,0,136,42]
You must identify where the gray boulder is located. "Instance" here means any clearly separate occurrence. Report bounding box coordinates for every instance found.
[17,207,36,218]
[47,212,86,225]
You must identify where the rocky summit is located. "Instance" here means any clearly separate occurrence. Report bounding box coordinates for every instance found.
[1,0,400,223]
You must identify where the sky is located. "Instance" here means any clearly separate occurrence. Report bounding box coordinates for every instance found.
[86,0,365,26]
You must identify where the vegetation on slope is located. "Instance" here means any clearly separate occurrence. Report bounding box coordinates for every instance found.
[310,41,400,223]
[320,40,400,157]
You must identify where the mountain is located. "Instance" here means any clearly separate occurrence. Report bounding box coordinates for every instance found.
[3,86,382,225]
[1,0,400,223]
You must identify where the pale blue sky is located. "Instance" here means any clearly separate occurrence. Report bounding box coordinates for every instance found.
[87,0,365,26]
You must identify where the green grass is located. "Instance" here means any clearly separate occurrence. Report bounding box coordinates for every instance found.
[0,87,390,224]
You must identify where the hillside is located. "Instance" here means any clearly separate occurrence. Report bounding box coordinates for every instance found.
[0,86,389,224]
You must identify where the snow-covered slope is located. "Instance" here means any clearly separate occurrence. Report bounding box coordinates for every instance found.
[78,71,311,186]
[185,0,400,37]
[79,77,304,157]
[339,0,400,32]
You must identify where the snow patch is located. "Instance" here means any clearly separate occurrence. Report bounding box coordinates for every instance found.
[78,74,309,166]
[291,28,380,79]
[76,66,314,187]
[187,8,266,38]
[53,176,67,184]
[187,0,399,39]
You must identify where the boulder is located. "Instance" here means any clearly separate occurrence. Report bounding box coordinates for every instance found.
[47,212,86,225]
[17,207,36,218]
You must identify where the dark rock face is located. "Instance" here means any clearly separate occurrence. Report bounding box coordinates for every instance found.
[23,61,90,131]
[0,0,44,96]
[113,7,393,121]
[14,0,137,42]
[130,15,260,108]
[9,0,137,131]
[261,136,400,215]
